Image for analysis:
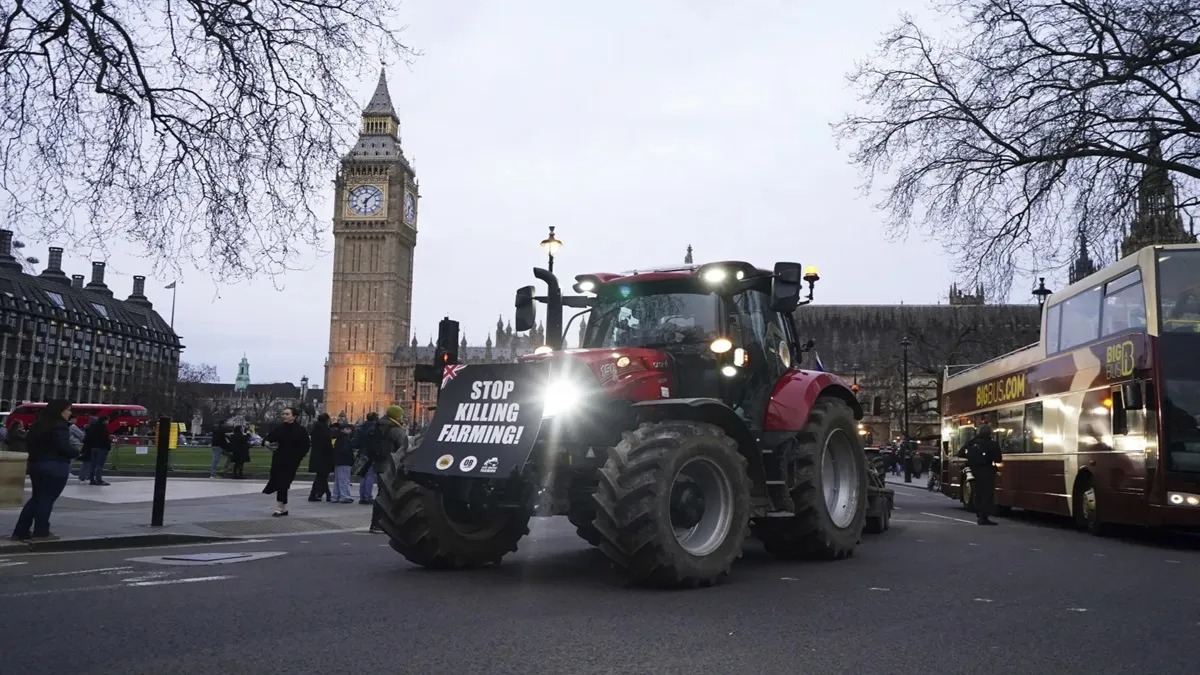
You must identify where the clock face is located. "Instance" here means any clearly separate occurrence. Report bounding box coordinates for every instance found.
[347,185,384,216]
[403,192,417,224]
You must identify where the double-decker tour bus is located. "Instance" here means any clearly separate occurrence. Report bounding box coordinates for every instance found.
[939,244,1200,534]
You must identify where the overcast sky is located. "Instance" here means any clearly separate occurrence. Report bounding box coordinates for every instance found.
[48,0,1046,386]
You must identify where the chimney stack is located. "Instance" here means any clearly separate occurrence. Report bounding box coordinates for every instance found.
[71,274,85,289]
[85,261,113,297]
[39,246,70,286]
[126,274,153,308]
[0,229,21,272]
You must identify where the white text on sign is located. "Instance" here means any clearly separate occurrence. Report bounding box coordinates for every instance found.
[438,379,525,445]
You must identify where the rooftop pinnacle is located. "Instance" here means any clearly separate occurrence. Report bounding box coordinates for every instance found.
[363,68,398,119]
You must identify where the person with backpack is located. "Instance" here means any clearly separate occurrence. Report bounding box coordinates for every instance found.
[356,412,387,505]
[367,405,410,533]
[956,424,1003,526]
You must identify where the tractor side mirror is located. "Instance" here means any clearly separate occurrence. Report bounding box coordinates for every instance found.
[515,285,536,332]
[770,262,803,311]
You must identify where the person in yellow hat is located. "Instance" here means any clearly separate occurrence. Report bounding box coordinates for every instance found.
[365,405,409,533]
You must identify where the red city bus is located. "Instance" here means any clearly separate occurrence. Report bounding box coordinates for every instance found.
[939,243,1200,533]
[7,402,153,437]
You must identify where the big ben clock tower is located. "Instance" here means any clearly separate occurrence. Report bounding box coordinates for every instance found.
[324,70,419,420]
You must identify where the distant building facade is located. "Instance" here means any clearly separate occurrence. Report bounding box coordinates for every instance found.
[0,231,181,411]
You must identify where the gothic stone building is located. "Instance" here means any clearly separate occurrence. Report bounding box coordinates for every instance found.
[0,231,181,411]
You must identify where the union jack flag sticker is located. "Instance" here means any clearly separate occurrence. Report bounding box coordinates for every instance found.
[442,364,467,389]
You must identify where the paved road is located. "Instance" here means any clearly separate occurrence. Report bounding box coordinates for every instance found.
[1,483,1197,675]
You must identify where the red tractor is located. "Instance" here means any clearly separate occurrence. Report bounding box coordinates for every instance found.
[377,260,893,588]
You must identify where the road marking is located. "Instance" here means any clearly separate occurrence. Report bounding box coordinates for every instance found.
[127,575,233,587]
[1030,548,1041,551]
[121,571,173,583]
[0,583,128,598]
[35,566,133,578]
[921,512,976,525]
[1165,560,1180,564]
[973,598,993,603]
[968,543,980,546]
[1067,607,1089,612]
[780,577,798,581]
[1093,553,1106,557]
[868,587,890,592]
[0,561,28,568]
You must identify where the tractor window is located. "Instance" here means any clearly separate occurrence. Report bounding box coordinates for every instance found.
[584,291,720,349]
[729,290,790,381]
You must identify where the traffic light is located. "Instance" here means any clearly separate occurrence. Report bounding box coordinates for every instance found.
[434,317,460,369]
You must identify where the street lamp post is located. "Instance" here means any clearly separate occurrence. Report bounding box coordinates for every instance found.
[1033,277,1052,307]
[900,336,912,483]
[540,226,563,274]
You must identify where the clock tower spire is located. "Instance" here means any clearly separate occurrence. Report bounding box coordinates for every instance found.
[324,69,420,420]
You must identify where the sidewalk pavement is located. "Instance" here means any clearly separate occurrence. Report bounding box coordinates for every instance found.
[0,475,377,554]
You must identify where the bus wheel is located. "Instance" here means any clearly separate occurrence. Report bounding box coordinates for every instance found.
[1073,478,1107,536]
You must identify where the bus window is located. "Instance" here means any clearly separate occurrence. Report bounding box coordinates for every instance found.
[996,406,1025,454]
[1159,252,1200,333]
[1059,286,1102,349]
[1024,401,1044,453]
[1101,270,1146,336]
[1110,388,1128,435]
[1046,304,1062,353]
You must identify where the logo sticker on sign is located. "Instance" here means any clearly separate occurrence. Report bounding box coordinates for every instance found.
[435,454,454,470]
[459,456,478,472]
[480,457,498,474]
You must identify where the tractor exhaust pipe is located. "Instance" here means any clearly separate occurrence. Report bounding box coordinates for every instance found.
[533,267,564,350]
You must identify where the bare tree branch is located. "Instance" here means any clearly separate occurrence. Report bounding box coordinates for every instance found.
[833,0,1200,295]
[1,0,414,280]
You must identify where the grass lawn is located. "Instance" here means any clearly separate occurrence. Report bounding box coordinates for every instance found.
[107,445,277,471]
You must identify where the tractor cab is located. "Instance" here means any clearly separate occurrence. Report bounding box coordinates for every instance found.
[520,260,821,431]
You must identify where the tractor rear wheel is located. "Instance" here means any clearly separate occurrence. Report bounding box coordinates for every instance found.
[752,397,868,559]
[376,451,530,569]
[567,504,602,546]
[592,421,751,588]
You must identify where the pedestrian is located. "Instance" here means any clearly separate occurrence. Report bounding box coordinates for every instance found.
[356,412,381,505]
[71,416,89,482]
[10,399,78,542]
[957,425,1003,526]
[261,407,310,517]
[210,423,230,478]
[84,415,112,486]
[307,413,333,502]
[228,425,251,479]
[6,420,27,454]
[369,405,410,533]
[331,422,355,503]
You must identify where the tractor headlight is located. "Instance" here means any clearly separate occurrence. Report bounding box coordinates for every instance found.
[1168,491,1200,507]
[542,380,584,418]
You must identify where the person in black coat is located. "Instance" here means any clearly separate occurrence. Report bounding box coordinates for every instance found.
[83,416,112,486]
[307,414,333,502]
[10,399,77,541]
[228,426,251,479]
[957,425,1004,526]
[261,407,310,516]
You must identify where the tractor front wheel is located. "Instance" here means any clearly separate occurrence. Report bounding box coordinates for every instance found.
[592,421,751,588]
[376,452,530,569]
[752,397,868,559]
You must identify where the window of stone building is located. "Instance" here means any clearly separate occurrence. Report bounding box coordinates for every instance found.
[45,292,65,309]
[90,303,108,318]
